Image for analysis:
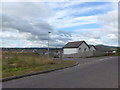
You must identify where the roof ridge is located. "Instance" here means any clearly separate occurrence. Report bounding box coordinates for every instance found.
[63,41,86,48]
[68,41,84,43]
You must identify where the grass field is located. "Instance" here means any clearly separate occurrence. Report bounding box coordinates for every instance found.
[1,51,76,78]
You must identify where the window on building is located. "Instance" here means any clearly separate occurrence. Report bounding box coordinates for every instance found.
[79,48,81,50]
[84,48,86,51]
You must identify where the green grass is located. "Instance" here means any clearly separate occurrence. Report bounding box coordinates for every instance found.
[2,51,76,78]
[112,52,120,56]
[2,60,76,78]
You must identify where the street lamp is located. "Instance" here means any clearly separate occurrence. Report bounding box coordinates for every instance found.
[48,32,51,57]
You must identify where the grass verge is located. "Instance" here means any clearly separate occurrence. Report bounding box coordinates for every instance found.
[2,60,76,78]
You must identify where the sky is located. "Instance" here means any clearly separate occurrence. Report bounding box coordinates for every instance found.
[0,0,119,48]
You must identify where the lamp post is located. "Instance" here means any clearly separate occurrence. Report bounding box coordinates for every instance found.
[48,32,51,57]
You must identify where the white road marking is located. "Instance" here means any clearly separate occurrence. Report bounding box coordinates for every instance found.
[59,57,115,71]
[79,57,113,66]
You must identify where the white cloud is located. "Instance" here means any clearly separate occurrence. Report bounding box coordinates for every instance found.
[1,2,55,47]
[73,9,118,46]
[98,10,118,46]
[107,34,117,40]
[1,1,118,47]
[48,3,113,29]
[88,38,103,45]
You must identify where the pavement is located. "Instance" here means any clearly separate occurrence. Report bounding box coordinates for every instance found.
[2,56,118,88]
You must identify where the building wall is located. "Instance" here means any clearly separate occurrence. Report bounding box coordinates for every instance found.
[63,48,78,54]
[78,42,89,52]
[63,42,89,54]
[63,51,105,58]
[89,46,96,51]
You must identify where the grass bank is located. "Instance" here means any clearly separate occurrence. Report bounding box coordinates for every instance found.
[2,51,76,78]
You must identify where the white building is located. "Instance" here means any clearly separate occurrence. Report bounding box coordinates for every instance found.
[89,45,97,51]
[63,41,90,54]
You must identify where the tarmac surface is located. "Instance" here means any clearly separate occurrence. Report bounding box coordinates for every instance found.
[2,56,118,88]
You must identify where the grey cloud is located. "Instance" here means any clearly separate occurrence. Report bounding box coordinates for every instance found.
[2,2,54,42]
[58,30,72,37]
[2,9,70,48]
[2,13,54,41]
[78,31,101,40]
[50,42,65,48]
[54,31,72,41]
[33,21,53,31]
[2,2,52,18]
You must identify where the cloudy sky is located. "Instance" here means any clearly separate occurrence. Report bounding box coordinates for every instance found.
[1,0,118,48]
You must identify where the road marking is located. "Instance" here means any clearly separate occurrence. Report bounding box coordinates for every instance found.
[59,57,115,71]
[80,57,112,66]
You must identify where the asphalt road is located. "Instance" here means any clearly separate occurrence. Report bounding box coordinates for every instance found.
[2,56,118,88]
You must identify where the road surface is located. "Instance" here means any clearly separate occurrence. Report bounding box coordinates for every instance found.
[2,56,118,88]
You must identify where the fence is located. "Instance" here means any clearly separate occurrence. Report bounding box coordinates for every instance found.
[63,51,106,58]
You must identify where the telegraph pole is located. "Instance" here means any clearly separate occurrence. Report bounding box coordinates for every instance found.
[48,32,51,57]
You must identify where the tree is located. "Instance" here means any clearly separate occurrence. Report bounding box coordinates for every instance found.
[55,47,58,53]
[116,47,120,52]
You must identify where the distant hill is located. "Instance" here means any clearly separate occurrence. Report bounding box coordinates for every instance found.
[95,45,117,52]
[1,47,62,53]
[1,47,62,50]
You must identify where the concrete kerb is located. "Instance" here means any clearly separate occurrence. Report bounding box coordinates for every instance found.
[1,61,79,82]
